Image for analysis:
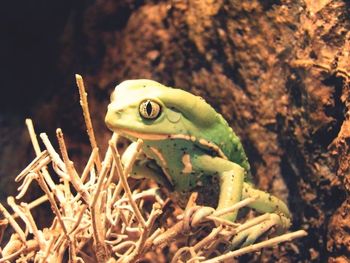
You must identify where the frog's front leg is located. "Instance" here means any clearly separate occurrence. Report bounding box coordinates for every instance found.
[192,155,245,221]
[121,142,172,189]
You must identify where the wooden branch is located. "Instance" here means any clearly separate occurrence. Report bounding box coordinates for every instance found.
[75,74,101,171]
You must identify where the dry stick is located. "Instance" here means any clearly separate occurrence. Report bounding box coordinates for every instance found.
[15,151,49,182]
[75,74,101,172]
[212,197,257,218]
[7,200,45,257]
[110,139,146,228]
[110,138,142,206]
[193,225,223,252]
[91,133,118,208]
[0,204,26,243]
[0,245,26,263]
[40,236,56,263]
[153,192,202,247]
[202,230,308,263]
[21,203,45,250]
[56,129,91,204]
[171,247,192,263]
[81,148,99,183]
[0,219,8,247]
[15,195,48,218]
[153,216,185,246]
[69,236,78,263]
[25,120,66,203]
[36,171,68,237]
[185,192,198,210]
[90,134,117,239]
[130,204,162,259]
[90,135,118,261]
[40,133,66,174]
[25,119,42,156]
[56,128,73,202]
[7,197,34,233]
[68,204,88,235]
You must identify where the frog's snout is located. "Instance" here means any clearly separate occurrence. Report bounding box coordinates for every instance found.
[105,104,121,130]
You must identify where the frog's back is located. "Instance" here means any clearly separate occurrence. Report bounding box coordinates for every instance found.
[157,86,251,177]
[204,113,251,177]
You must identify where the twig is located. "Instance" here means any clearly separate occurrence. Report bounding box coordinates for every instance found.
[193,225,223,251]
[20,203,45,250]
[202,230,308,263]
[68,204,88,235]
[91,133,118,208]
[40,133,67,176]
[25,119,42,156]
[0,243,25,263]
[0,203,26,243]
[36,171,68,237]
[7,197,33,234]
[81,148,99,183]
[75,74,101,171]
[56,128,91,204]
[15,151,49,183]
[110,139,146,228]
[212,197,257,218]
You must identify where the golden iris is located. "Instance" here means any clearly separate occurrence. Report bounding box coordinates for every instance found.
[139,99,161,119]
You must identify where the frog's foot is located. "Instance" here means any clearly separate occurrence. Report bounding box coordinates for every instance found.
[230,213,290,249]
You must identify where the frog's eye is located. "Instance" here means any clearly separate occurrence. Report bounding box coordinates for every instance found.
[139,99,161,120]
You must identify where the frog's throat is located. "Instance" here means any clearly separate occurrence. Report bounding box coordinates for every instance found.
[115,128,228,160]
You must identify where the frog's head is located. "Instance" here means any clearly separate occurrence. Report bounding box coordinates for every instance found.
[105,79,218,141]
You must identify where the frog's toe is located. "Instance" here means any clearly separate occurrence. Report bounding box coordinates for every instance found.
[230,215,278,249]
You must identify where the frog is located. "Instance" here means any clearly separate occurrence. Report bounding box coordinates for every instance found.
[105,79,291,247]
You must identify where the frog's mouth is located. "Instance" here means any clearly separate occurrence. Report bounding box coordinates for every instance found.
[110,127,170,141]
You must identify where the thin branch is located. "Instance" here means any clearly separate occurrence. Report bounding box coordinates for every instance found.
[75,74,101,171]
[25,119,42,156]
[0,203,26,243]
[202,230,308,263]
[36,171,68,237]
[109,139,146,228]
[81,148,99,183]
[56,128,91,204]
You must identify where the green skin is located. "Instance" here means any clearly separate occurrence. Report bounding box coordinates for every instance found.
[105,79,291,247]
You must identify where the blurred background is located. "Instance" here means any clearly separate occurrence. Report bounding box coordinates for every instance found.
[0,0,350,261]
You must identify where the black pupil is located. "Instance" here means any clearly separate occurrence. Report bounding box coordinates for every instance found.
[146,101,153,116]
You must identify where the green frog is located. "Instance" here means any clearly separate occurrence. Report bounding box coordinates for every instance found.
[105,79,291,247]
